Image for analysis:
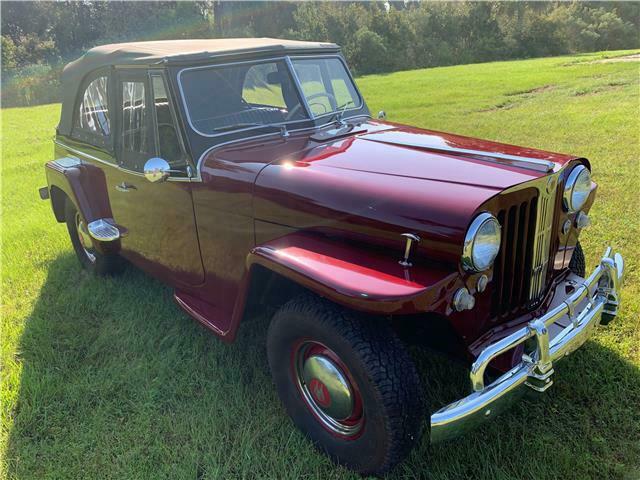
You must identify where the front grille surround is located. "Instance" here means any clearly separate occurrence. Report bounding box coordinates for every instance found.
[490,173,561,319]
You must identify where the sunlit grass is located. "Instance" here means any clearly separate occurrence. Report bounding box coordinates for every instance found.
[2,49,639,479]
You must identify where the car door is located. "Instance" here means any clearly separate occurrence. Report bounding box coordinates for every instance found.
[106,68,204,286]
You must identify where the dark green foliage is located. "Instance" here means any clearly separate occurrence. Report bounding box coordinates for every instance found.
[1,1,639,106]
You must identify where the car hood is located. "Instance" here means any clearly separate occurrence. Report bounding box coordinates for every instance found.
[248,121,579,262]
[292,123,576,189]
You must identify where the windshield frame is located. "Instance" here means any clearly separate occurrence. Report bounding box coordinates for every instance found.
[176,54,367,139]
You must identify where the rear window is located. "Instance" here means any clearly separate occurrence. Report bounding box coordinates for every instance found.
[75,76,110,137]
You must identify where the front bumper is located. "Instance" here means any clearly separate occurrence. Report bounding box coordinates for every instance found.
[430,247,625,443]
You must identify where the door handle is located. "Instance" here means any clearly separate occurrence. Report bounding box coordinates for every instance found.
[115,182,137,192]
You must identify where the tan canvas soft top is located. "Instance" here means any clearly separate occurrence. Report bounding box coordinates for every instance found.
[58,38,339,136]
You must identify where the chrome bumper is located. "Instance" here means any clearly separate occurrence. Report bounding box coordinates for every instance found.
[430,248,625,443]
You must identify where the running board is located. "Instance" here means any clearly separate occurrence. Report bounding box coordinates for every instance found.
[174,291,232,340]
[88,218,120,241]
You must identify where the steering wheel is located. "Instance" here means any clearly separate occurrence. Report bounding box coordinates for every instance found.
[286,92,337,120]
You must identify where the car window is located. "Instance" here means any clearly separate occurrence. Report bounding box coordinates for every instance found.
[291,58,360,118]
[151,75,187,172]
[75,76,110,137]
[121,81,150,155]
[242,63,287,108]
[179,59,308,136]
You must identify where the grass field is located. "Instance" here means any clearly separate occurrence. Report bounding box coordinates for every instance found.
[2,50,639,479]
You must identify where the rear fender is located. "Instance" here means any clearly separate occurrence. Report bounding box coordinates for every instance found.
[45,159,113,223]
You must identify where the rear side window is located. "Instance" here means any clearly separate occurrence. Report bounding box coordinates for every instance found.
[75,76,110,137]
[121,81,150,155]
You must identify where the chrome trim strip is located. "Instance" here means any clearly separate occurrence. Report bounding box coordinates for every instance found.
[430,247,624,443]
[362,133,556,173]
[54,140,195,183]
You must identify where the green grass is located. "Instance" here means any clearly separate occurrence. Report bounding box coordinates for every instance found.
[2,49,639,479]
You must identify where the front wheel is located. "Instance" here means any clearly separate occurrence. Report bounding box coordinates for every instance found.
[267,294,425,475]
[65,200,122,276]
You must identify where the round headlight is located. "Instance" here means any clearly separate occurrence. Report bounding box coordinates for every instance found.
[462,213,501,272]
[563,165,591,212]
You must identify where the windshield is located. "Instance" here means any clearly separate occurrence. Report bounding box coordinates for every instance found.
[180,59,309,136]
[290,57,361,118]
[179,56,363,137]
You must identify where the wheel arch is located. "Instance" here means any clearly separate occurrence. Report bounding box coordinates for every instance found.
[225,232,461,341]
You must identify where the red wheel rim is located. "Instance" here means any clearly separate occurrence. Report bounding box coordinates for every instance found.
[291,339,364,439]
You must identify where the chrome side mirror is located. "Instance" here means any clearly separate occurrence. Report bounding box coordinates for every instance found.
[377,110,386,119]
[144,157,171,183]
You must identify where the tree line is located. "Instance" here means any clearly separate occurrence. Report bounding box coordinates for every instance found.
[2,1,638,107]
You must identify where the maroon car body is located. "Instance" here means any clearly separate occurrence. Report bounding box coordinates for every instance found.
[42,39,624,475]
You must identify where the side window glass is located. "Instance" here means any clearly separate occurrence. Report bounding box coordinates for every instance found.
[75,76,110,138]
[151,75,186,171]
[121,81,150,156]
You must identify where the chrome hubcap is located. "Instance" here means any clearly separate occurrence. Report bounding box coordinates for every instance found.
[302,355,354,420]
[294,341,364,437]
[75,212,96,262]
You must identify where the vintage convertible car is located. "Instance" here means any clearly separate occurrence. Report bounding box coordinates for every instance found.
[41,39,625,475]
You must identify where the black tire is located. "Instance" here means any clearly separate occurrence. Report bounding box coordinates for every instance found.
[569,241,586,277]
[267,294,424,476]
[65,199,122,276]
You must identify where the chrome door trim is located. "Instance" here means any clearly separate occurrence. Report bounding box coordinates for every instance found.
[54,140,195,183]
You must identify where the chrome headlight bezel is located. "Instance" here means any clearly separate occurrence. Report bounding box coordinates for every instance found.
[563,165,591,213]
[462,212,502,272]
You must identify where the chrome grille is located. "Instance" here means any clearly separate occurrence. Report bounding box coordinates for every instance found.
[491,190,537,318]
[491,173,560,319]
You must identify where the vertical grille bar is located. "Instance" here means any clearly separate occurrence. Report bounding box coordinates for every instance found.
[515,201,532,306]
[504,206,518,311]
[529,177,558,300]
[493,210,508,316]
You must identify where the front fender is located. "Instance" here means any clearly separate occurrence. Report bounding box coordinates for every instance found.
[246,232,461,316]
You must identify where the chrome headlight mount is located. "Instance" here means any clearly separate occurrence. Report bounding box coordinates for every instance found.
[563,165,591,213]
[462,213,502,272]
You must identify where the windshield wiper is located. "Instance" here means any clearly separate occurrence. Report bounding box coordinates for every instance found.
[327,101,355,126]
[213,122,271,132]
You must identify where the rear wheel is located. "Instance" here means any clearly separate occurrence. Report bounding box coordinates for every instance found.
[267,294,425,475]
[65,200,122,276]
[569,241,586,277]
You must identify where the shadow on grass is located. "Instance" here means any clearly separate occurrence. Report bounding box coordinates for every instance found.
[5,254,640,479]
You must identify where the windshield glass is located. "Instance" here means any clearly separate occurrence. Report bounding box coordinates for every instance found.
[180,59,309,135]
[291,57,361,118]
